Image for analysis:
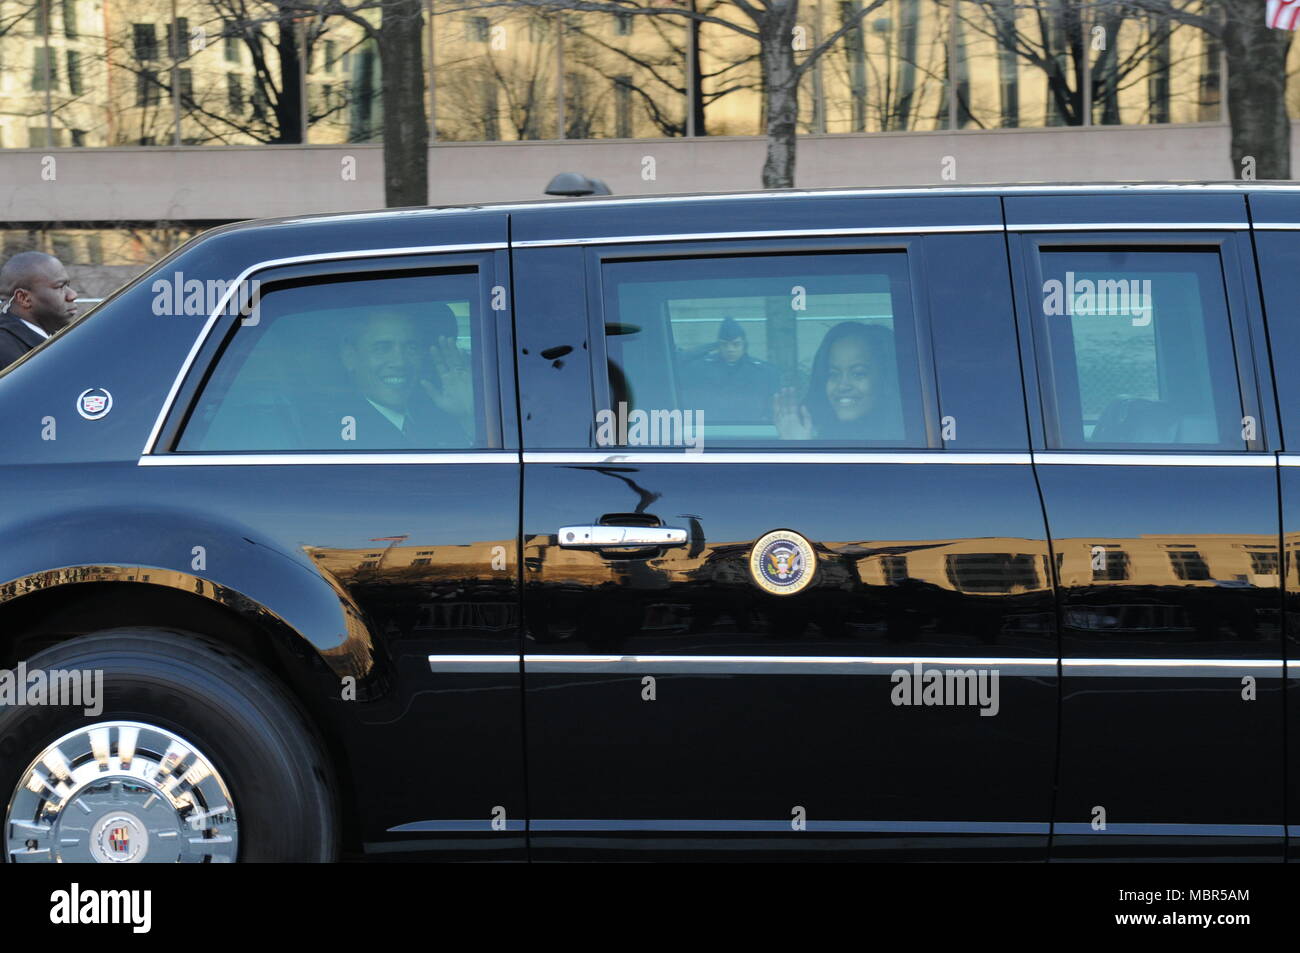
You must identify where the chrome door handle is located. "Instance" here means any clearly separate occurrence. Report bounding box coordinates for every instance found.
[557,525,688,548]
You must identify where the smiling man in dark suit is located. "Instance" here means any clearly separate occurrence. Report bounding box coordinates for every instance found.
[0,252,79,367]
[318,310,468,450]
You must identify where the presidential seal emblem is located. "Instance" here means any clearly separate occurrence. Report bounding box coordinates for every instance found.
[77,387,112,420]
[750,529,816,596]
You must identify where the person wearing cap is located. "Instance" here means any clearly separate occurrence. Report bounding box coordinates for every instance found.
[685,316,780,425]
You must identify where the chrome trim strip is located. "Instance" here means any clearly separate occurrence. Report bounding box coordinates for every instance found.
[1064,659,1282,678]
[523,451,1031,465]
[388,819,526,833]
[1250,223,1300,230]
[1054,823,1282,837]
[1034,452,1273,466]
[428,655,521,673]
[529,819,1050,834]
[513,224,1001,248]
[1276,455,1300,466]
[524,655,1056,676]
[140,241,507,457]
[1010,222,1247,232]
[141,452,518,467]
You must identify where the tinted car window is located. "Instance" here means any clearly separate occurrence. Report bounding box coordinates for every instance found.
[178,269,492,451]
[598,251,927,448]
[1033,249,1244,450]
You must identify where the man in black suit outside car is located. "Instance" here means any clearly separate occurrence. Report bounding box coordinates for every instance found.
[0,251,79,368]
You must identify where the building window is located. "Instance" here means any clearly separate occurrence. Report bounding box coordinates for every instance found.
[1091,548,1130,582]
[1198,32,1221,122]
[137,69,161,106]
[324,40,337,72]
[224,31,240,64]
[35,0,49,36]
[134,23,159,61]
[32,47,57,91]
[168,17,191,59]
[66,49,82,95]
[615,11,633,34]
[411,558,431,566]
[1168,549,1211,581]
[28,126,64,147]
[881,555,908,584]
[70,128,85,146]
[227,73,243,112]
[1148,14,1171,124]
[177,67,193,104]
[1248,551,1280,575]
[614,74,632,138]
[62,0,78,37]
[945,553,1040,593]
[467,16,490,42]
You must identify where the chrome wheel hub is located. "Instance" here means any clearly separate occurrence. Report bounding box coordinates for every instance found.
[6,721,238,863]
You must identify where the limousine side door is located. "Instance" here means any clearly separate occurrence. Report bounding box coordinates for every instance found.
[1006,193,1284,861]
[142,229,528,859]
[513,194,1059,860]
[1245,190,1300,861]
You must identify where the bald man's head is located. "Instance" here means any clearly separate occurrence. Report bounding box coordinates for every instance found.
[0,251,77,333]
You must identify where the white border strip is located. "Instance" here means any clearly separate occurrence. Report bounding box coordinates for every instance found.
[1034,452,1273,466]
[523,451,1030,465]
[139,452,517,466]
[1010,222,1247,232]
[140,241,506,457]
[1064,658,1282,678]
[428,655,521,673]
[426,654,1285,677]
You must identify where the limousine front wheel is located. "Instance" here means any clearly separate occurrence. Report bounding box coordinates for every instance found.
[0,628,338,863]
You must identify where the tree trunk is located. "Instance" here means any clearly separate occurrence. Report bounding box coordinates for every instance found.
[760,0,800,188]
[379,0,429,206]
[1223,0,1291,179]
[274,14,303,144]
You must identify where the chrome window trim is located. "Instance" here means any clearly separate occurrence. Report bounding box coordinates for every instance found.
[1064,659,1282,678]
[1033,452,1273,466]
[1009,222,1247,232]
[522,451,1031,465]
[1248,223,1300,230]
[140,452,518,467]
[427,655,521,673]
[521,451,1273,466]
[512,224,1001,248]
[522,654,1055,675]
[429,654,1282,676]
[140,241,508,458]
[1276,455,1300,466]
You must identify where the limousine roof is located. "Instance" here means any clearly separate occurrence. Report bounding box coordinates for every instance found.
[272,180,1300,227]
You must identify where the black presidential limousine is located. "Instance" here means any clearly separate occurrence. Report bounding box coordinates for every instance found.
[4,182,1300,863]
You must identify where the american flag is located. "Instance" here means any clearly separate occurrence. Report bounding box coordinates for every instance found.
[1267,0,1300,30]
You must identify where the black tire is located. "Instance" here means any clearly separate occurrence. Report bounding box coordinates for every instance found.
[0,627,338,863]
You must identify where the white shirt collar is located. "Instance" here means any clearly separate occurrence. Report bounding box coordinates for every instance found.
[366,398,405,432]
[19,319,49,340]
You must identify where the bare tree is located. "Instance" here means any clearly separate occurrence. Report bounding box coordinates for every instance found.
[1133,0,1292,177]
[318,0,430,205]
[444,0,891,188]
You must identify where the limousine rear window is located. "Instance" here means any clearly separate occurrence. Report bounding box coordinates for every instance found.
[597,251,927,449]
[1033,248,1245,451]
